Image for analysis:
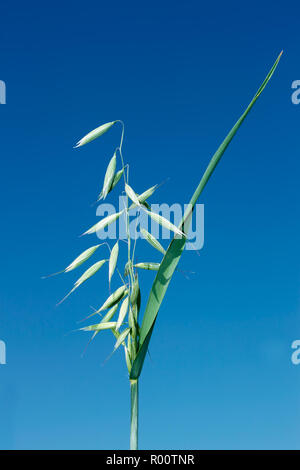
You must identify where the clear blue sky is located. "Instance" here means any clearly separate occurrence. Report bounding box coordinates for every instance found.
[0,0,299,450]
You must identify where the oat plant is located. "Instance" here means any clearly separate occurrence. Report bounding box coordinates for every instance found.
[47,53,282,449]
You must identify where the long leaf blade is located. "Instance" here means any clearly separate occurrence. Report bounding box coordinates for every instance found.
[130,51,283,380]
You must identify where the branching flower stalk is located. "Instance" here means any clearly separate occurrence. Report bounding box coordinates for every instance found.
[47,52,282,450]
[54,117,166,449]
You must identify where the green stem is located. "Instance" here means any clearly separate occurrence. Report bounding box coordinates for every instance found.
[117,120,139,448]
[130,379,139,450]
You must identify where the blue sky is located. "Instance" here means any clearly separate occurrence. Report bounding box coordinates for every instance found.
[0,0,299,450]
